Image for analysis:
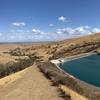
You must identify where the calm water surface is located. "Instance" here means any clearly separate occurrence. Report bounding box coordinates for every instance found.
[59,54,100,87]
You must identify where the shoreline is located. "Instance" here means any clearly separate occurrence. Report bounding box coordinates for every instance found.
[51,52,100,89]
[51,52,96,64]
[50,52,100,99]
[50,52,96,80]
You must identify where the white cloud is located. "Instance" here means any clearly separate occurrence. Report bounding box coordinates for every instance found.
[26,30,30,33]
[92,28,100,33]
[75,26,85,32]
[56,27,83,35]
[56,28,74,34]
[84,25,90,29]
[10,29,25,33]
[55,26,100,39]
[49,24,54,27]
[0,33,2,36]
[1,25,100,42]
[55,26,92,38]
[32,28,44,35]
[88,32,92,35]
[87,28,100,35]
[56,26,90,35]
[58,16,68,22]
[12,22,26,27]
[32,29,40,33]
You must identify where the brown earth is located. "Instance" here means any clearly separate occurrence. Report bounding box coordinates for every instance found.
[0,64,64,100]
[0,33,100,100]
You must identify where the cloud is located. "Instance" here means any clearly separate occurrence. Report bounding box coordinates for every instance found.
[12,22,26,27]
[49,24,54,27]
[55,26,92,38]
[58,16,68,22]
[84,25,90,29]
[32,28,44,35]
[55,26,100,39]
[75,26,85,33]
[10,29,24,33]
[56,28,73,34]
[56,27,84,35]
[1,26,100,42]
[26,30,30,33]
[0,33,2,36]
[32,29,40,33]
[92,28,100,33]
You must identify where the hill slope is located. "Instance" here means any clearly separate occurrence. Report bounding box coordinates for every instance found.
[0,65,64,100]
[49,33,100,59]
[0,33,100,100]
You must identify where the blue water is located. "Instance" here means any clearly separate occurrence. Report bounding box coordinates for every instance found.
[59,54,100,87]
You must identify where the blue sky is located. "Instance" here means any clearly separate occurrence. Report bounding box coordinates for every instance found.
[0,0,100,42]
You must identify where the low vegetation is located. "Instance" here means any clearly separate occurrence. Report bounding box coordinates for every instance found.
[51,41,100,59]
[9,48,26,56]
[1,34,100,99]
[37,61,100,100]
[0,53,41,78]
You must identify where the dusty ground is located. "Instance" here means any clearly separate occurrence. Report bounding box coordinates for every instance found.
[0,64,63,100]
[0,33,100,100]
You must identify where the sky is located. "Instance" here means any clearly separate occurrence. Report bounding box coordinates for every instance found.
[0,0,100,42]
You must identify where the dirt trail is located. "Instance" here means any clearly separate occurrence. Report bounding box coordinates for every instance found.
[0,65,63,100]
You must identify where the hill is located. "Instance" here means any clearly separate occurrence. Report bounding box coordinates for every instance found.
[48,33,100,59]
[0,33,100,100]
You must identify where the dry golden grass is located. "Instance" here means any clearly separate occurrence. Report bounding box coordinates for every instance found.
[0,33,100,100]
[0,65,63,100]
[60,85,88,100]
[0,67,27,86]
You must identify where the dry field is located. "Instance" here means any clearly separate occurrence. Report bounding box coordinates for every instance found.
[0,33,100,100]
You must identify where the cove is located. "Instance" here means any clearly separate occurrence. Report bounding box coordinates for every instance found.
[59,54,100,87]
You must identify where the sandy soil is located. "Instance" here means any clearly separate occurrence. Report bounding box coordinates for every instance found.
[0,64,63,100]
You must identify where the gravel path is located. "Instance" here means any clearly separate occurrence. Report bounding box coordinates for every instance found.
[0,65,64,100]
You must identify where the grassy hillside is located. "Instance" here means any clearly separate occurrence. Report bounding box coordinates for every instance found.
[0,33,100,100]
[48,33,100,59]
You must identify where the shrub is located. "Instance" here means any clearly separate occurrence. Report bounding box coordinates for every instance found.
[0,53,41,78]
